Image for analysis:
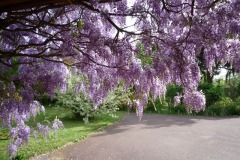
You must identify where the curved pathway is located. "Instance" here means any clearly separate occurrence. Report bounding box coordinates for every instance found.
[34,113,240,160]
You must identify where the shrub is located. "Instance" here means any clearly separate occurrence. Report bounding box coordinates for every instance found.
[206,97,233,116]
[145,98,169,113]
[198,82,212,91]
[54,85,130,123]
[54,91,97,123]
[224,97,240,116]
[224,103,240,115]
[171,104,187,115]
[235,96,240,102]
[146,97,161,112]
[199,82,225,107]
[237,83,240,97]
[145,84,182,113]
[166,84,183,102]
[107,86,132,110]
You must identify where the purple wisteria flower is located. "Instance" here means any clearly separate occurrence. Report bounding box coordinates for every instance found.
[52,117,64,131]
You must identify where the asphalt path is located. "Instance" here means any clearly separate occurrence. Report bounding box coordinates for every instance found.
[33,113,240,160]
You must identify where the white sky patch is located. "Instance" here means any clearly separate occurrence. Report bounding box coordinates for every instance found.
[126,0,135,29]
[214,68,227,80]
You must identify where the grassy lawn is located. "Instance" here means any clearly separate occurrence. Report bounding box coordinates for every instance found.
[0,107,126,160]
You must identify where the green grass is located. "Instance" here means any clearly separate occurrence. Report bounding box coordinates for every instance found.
[0,107,126,160]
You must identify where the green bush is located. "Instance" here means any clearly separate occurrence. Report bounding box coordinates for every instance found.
[54,91,98,123]
[224,97,240,115]
[51,72,132,123]
[224,85,238,100]
[145,80,240,117]
[207,97,232,116]
[146,84,182,113]
[205,97,240,116]
[166,84,183,102]
[225,75,240,99]
[198,82,212,91]
[107,86,131,110]
[146,98,162,112]
[237,83,240,97]
[146,98,173,113]
[235,104,240,115]
[54,85,130,123]
[224,103,240,115]
[146,99,188,115]
[235,96,240,102]
[199,82,225,107]
[171,104,187,115]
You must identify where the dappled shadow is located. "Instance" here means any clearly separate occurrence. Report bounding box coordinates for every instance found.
[93,113,239,137]
[32,113,240,160]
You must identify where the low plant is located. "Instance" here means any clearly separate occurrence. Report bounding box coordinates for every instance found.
[205,97,240,116]
[199,82,225,107]
[54,85,130,123]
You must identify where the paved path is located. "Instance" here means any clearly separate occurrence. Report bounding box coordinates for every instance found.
[34,113,240,160]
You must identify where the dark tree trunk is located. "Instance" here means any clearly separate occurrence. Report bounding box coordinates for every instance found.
[206,71,213,84]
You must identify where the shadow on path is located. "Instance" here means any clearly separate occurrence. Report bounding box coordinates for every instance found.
[33,113,240,160]
[93,113,239,137]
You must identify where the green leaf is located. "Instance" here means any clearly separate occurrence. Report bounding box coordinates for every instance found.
[77,20,84,29]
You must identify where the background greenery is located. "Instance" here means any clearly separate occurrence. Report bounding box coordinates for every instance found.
[145,76,240,116]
